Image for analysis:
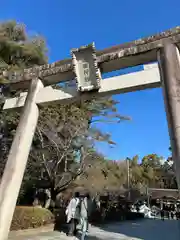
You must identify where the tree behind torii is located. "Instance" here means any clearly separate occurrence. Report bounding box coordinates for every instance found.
[0,20,130,206]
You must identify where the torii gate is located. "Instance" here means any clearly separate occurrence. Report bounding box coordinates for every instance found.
[1,26,180,239]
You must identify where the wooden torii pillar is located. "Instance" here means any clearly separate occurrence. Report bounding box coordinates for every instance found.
[1,27,180,240]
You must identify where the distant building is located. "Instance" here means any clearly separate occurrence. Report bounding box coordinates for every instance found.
[148,188,180,200]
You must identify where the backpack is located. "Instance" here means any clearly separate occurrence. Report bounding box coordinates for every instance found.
[75,198,81,215]
[80,197,91,218]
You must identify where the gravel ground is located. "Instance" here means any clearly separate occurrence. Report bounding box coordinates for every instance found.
[8,219,180,240]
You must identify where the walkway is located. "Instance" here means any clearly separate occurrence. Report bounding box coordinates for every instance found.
[8,219,180,240]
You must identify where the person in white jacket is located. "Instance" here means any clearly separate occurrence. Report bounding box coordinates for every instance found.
[79,193,92,240]
[65,192,80,236]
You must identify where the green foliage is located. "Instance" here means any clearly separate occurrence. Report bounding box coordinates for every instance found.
[128,153,177,189]
[0,20,47,70]
[77,153,177,195]
[0,20,48,178]
[0,20,48,104]
[0,20,49,202]
[11,207,54,230]
[131,155,139,167]
[141,154,162,168]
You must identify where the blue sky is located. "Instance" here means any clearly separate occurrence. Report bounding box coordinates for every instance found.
[1,0,179,161]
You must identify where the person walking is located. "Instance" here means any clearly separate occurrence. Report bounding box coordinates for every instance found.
[65,192,80,236]
[79,193,92,240]
[160,208,164,221]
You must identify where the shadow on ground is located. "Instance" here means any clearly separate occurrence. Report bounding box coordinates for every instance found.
[96,219,180,240]
[75,233,101,240]
[54,224,101,239]
[54,221,68,234]
[53,217,180,240]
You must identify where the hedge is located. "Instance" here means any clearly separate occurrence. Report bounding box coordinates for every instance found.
[11,206,54,231]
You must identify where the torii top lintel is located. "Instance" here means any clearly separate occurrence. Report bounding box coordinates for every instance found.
[2,26,180,90]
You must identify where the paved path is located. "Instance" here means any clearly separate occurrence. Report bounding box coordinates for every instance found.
[8,219,180,240]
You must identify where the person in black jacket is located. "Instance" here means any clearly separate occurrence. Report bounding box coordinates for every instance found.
[160,208,164,220]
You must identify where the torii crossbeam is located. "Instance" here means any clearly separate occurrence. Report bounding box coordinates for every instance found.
[1,27,180,240]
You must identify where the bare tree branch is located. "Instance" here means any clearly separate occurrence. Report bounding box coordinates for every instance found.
[53,122,88,175]
[37,127,52,180]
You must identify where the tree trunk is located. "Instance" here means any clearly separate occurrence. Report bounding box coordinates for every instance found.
[50,183,58,209]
